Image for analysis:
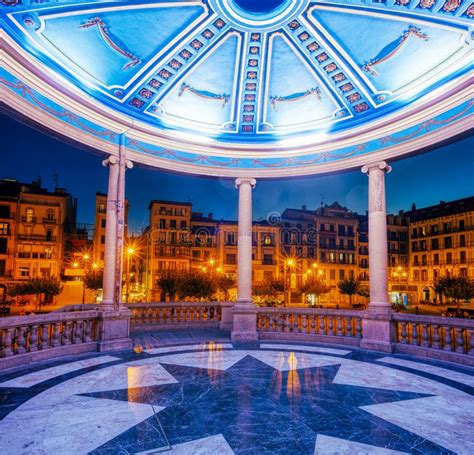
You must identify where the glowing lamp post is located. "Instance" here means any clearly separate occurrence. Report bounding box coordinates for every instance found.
[125,246,135,304]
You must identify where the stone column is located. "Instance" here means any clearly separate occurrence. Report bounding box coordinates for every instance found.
[114,146,133,307]
[360,161,394,352]
[102,156,119,308]
[232,178,258,341]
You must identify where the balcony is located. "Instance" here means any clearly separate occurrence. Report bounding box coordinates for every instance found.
[21,216,37,223]
[42,217,57,224]
[18,234,57,242]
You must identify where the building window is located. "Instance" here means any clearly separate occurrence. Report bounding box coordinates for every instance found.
[422,254,427,266]
[0,259,5,276]
[192,250,200,258]
[170,219,177,229]
[226,254,236,265]
[460,234,466,247]
[421,270,428,282]
[444,237,452,248]
[159,219,166,229]
[433,254,439,265]
[180,220,187,229]
[26,208,34,223]
[413,270,420,281]
[0,205,10,218]
[98,203,106,213]
[19,266,30,277]
[460,268,467,277]
[263,254,273,265]
[101,235,105,244]
[226,233,235,245]
[264,235,273,245]
[431,224,438,234]
[444,222,451,233]
[431,238,439,250]
[0,222,8,236]
[101,219,106,228]
[446,252,452,264]
[459,219,465,230]
[339,270,345,280]
[169,261,176,271]
[0,238,7,254]
[330,269,336,280]
[412,228,417,237]
[460,251,466,264]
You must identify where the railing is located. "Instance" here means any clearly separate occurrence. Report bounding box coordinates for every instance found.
[128,302,222,328]
[0,310,100,368]
[393,313,473,362]
[257,307,362,346]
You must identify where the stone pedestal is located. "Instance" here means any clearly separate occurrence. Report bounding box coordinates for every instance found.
[231,304,258,341]
[97,309,133,352]
[360,311,395,353]
[219,302,234,332]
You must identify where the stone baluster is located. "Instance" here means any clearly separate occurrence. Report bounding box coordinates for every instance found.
[319,315,325,335]
[421,324,429,347]
[301,315,307,333]
[51,322,61,347]
[1,328,14,357]
[310,316,316,335]
[40,323,50,350]
[73,321,83,343]
[399,322,408,344]
[356,318,362,339]
[432,325,440,349]
[346,316,353,337]
[455,328,464,354]
[284,314,291,333]
[328,316,334,335]
[16,326,27,354]
[62,322,72,345]
[29,325,39,352]
[443,326,453,351]
[336,317,343,336]
[411,323,418,346]
[84,320,93,342]
[469,330,474,356]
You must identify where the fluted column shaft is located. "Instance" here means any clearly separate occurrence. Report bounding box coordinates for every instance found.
[362,161,392,311]
[236,178,256,306]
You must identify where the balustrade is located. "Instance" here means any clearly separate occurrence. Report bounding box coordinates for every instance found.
[393,314,473,356]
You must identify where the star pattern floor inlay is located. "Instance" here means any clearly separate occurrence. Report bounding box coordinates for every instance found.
[0,342,473,455]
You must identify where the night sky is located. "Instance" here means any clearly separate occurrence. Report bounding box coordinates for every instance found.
[1,113,473,233]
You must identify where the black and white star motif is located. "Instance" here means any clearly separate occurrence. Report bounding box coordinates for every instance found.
[85,355,452,454]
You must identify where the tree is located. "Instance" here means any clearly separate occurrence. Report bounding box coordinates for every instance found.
[337,277,361,306]
[433,276,474,310]
[253,279,285,307]
[157,271,180,301]
[9,277,62,310]
[300,278,330,307]
[177,272,216,300]
[214,275,236,301]
[84,269,103,300]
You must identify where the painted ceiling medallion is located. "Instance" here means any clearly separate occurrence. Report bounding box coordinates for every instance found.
[0,0,471,177]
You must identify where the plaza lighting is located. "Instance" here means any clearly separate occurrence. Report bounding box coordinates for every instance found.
[286,259,295,267]
[83,253,90,260]
[209,259,215,266]
[312,262,318,269]
[72,262,79,268]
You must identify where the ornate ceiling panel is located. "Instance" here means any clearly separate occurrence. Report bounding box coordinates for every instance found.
[0,0,472,176]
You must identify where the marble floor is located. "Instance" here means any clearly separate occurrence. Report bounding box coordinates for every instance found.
[0,337,473,455]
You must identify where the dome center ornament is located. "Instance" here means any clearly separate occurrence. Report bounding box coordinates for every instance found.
[210,0,310,32]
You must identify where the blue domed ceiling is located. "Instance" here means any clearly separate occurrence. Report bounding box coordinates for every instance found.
[0,0,472,177]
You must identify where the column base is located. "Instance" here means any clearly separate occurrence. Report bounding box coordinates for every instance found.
[97,308,132,352]
[231,303,258,342]
[360,309,394,353]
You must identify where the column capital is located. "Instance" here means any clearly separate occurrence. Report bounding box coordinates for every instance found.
[102,155,119,167]
[361,161,392,175]
[235,177,257,189]
[123,159,134,170]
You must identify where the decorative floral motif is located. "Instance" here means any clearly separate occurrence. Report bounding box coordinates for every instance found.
[179,50,192,60]
[340,83,354,93]
[362,26,428,76]
[246,83,257,91]
[298,32,310,41]
[214,19,226,29]
[307,42,320,53]
[168,59,182,70]
[242,125,254,132]
[347,92,361,103]
[395,0,411,5]
[324,63,338,73]
[247,71,257,79]
[190,39,203,50]
[1,0,20,6]
[332,73,346,83]
[288,20,301,30]
[418,0,435,8]
[149,79,162,89]
[250,46,259,55]
[178,83,230,108]
[244,105,255,112]
[442,0,462,12]
[248,59,258,67]
[270,87,322,110]
[354,102,369,112]
[466,4,474,17]
[139,88,153,99]
[245,94,256,102]
[243,115,254,122]
[79,17,140,70]
[158,69,172,80]
[129,98,144,109]
[251,33,261,42]
[202,29,214,40]
[316,53,328,62]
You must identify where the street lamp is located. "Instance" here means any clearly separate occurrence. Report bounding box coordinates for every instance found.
[81,252,92,304]
[125,247,135,304]
[284,258,295,306]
